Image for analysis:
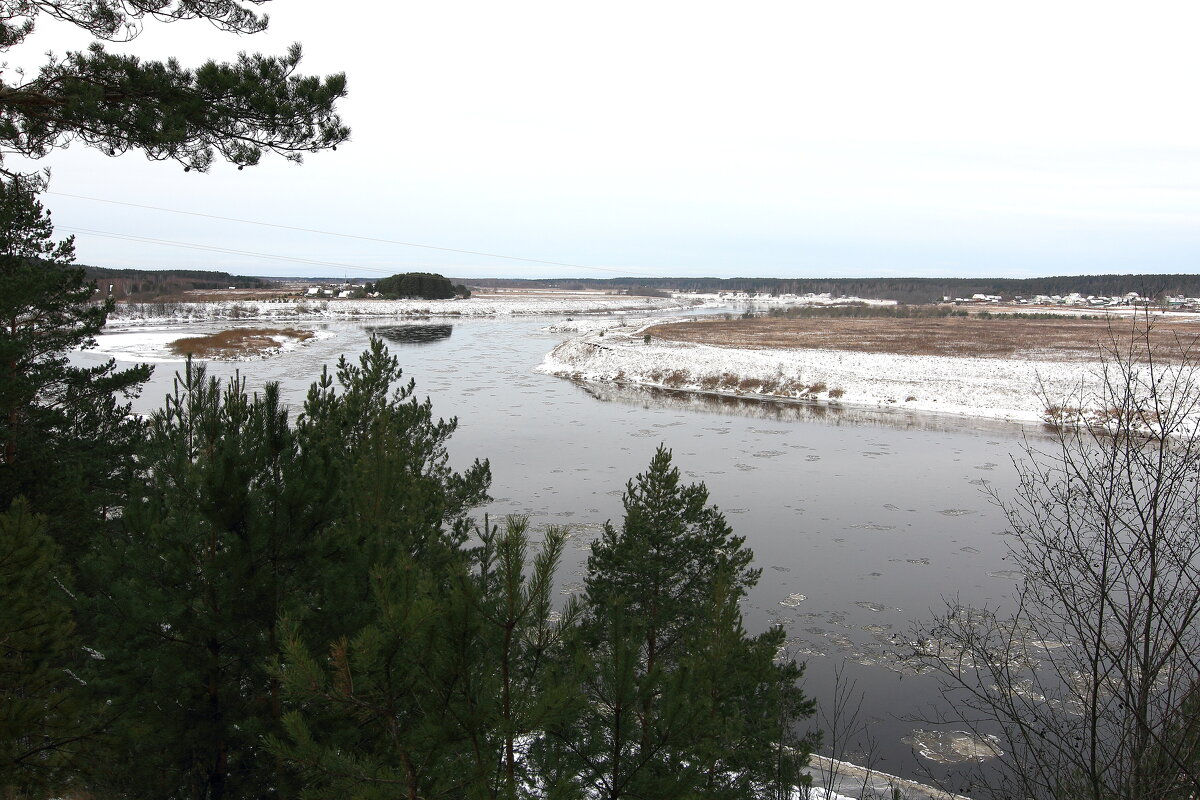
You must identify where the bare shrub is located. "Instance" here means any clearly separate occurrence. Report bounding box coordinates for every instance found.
[806,381,827,395]
[661,370,689,388]
[828,388,845,399]
[915,319,1200,800]
[737,377,764,393]
[1041,404,1082,427]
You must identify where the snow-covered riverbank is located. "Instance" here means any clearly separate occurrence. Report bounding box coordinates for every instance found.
[538,322,1099,425]
[104,293,691,327]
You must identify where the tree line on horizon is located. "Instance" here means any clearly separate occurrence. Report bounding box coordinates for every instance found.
[467,275,1200,304]
[80,266,270,300]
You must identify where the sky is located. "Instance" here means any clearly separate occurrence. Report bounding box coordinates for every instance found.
[10,1,1200,280]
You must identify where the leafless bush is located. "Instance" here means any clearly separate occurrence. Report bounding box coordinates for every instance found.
[915,320,1200,800]
[661,369,689,388]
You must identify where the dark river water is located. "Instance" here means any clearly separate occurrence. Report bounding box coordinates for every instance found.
[80,312,1047,790]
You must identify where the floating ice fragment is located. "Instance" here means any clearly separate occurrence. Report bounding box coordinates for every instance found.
[903,729,1003,764]
[779,592,807,608]
[854,601,888,613]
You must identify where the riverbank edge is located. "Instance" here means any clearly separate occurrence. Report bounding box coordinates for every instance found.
[804,754,974,800]
[102,296,695,327]
[537,324,1102,426]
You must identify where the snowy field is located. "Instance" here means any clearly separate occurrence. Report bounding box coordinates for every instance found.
[538,323,1102,425]
[104,293,691,327]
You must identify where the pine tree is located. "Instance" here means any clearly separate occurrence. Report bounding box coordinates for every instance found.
[472,517,579,799]
[274,517,579,800]
[85,363,315,799]
[0,2,347,176]
[584,444,759,673]
[0,499,94,798]
[539,446,816,799]
[0,179,150,555]
[275,552,486,800]
[87,340,491,799]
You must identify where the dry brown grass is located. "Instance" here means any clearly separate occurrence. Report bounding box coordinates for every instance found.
[645,316,1200,362]
[179,288,295,302]
[169,328,314,359]
[661,369,690,388]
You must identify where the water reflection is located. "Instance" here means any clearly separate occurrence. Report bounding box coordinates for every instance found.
[576,379,1050,438]
[369,323,454,345]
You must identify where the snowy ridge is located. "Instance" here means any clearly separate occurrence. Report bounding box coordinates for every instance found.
[538,327,1099,425]
[105,295,690,327]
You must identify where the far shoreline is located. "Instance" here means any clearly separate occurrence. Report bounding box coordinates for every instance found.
[537,318,1128,427]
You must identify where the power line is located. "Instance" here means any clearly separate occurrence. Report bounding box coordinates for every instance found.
[48,190,652,276]
[60,226,399,274]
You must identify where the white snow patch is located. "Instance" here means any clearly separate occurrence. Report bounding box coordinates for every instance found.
[91,330,194,362]
[543,314,687,334]
[91,327,333,362]
[537,327,1100,425]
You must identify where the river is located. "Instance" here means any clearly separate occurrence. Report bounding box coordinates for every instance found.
[81,310,1044,791]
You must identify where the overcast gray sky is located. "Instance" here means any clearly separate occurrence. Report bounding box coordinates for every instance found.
[14,0,1200,279]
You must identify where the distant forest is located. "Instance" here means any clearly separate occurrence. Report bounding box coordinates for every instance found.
[464,275,1200,304]
[371,272,471,300]
[81,265,269,300]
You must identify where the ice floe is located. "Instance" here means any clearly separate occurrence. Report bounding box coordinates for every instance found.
[902,729,1003,764]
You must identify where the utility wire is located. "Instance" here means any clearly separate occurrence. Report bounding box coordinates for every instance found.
[48,190,652,276]
[60,226,399,274]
